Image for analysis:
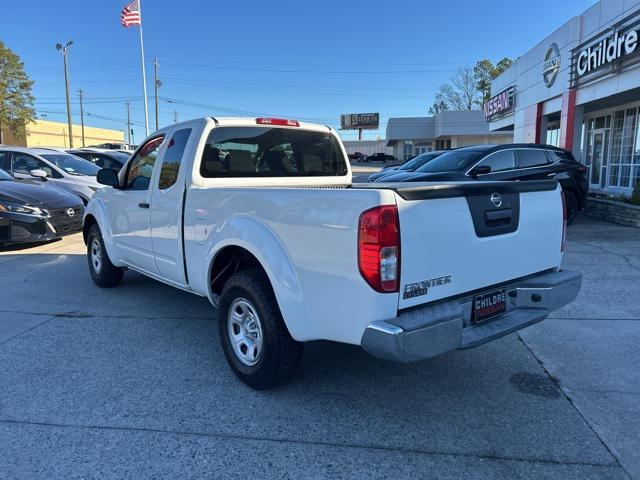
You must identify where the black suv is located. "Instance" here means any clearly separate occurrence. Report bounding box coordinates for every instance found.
[376,144,588,224]
[364,152,396,163]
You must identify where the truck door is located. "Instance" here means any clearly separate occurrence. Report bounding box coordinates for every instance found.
[109,135,165,274]
[150,127,194,285]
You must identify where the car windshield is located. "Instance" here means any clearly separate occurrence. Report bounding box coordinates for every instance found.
[416,150,486,173]
[41,154,101,176]
[0,168,14,180]
[398,152,440,171]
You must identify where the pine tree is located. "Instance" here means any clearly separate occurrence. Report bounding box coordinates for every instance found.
[0,41,35,143]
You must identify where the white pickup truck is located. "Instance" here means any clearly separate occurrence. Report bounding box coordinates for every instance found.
[84,117,581,389]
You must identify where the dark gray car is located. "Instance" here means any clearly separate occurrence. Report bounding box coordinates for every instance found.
[367,151,445,182]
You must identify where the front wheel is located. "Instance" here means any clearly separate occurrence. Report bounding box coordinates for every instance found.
[87,224,124,287]
[218,270,303,389]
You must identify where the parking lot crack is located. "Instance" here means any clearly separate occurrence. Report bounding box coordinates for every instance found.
[0,309,210,321]
[517,333,633,480]
[572,240,640,273]
[0,417,623,470]
[0,316,56,347]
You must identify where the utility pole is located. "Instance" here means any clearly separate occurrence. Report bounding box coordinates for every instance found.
[154,57,161,131]
[78,89,85,147]
[126,102,132,145]
[174,110,178,123]
[56,41,74,147]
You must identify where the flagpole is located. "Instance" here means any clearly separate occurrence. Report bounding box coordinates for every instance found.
[138,0,149,136]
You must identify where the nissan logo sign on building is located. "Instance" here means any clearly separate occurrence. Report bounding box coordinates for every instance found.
[483,87,515,120]
[543,43,561,87]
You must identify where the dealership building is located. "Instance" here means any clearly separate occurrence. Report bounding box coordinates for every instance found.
[386,111,512,160]
[488,0,640,196]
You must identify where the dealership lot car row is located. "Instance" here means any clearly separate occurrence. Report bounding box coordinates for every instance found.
[0,147,131,245]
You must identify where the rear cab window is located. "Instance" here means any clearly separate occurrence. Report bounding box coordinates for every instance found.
[200,127,348,178]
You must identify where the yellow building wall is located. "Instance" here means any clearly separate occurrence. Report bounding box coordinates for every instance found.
[24,120,124,148]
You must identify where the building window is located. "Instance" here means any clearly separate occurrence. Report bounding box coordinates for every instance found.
[403,142,414,160]
[609,108,637,189]
[546,121,560,147]
[633,108,640,189]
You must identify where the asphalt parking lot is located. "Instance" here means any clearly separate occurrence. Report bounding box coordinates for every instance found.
[1,213,638,479]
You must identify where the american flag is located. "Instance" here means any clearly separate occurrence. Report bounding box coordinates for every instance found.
[120,0,141,28]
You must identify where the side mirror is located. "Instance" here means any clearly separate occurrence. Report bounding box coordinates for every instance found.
[97,168,120,187]
[30,169,48,181]
[469,165,491,178]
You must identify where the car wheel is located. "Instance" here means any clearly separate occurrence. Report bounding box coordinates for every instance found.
[87,224,124,287]
[564,191,579,225]
[219,269,303,390]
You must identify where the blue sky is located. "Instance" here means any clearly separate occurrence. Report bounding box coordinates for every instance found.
[4,0,597,142]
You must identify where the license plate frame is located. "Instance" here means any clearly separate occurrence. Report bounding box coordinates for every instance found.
[472,288,507,324]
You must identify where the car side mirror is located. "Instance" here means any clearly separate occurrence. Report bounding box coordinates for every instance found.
[97,168,120,187]
[30,169,48,181]
[469,165,491,178]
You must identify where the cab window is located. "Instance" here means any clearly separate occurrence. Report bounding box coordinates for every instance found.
[478,150,516,173]
[125,136,164,190]
[158,128,191,189]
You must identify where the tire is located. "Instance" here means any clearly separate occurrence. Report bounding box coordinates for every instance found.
[564,191,579,225]
[87,224,124,287]
[219,269,303,390]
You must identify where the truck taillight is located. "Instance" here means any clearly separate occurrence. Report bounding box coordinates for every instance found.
[358,205,400,293]
[256,117,300,127]
[561,191,567,252]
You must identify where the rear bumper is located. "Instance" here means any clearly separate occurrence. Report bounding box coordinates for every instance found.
[361,270,581,363]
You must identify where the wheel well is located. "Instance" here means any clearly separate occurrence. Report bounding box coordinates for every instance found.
[561,186,581,208]
[210,246,266,297]
[83,214,97,244]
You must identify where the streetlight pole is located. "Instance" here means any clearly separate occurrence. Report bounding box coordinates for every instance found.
[56,41,74,147]
[78,89,85,147]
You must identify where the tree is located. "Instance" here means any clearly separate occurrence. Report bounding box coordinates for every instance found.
[431,66,481,112]
[474,57,514,104]
[0,41,35,143]
[428,99,448,115]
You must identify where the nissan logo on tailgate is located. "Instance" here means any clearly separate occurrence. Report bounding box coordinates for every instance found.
[490,193,502,208]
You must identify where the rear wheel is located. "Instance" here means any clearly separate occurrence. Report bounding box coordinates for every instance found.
[564,191,579,225]
[87,224,124,287]
[219,270,303,389]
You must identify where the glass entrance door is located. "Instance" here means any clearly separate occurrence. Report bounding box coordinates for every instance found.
[589,129,608,189]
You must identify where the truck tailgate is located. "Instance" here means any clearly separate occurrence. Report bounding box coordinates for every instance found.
[392,180,563,310]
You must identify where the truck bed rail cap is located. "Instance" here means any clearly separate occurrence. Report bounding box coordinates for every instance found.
[352,180,558,200]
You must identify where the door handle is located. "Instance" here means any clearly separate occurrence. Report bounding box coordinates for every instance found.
[138,202,150,209]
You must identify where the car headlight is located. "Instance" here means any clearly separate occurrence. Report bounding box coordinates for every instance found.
[0,201,46,216]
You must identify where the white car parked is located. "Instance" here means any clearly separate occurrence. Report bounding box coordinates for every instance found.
[0,147,101,205]
[83,117,581,389]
